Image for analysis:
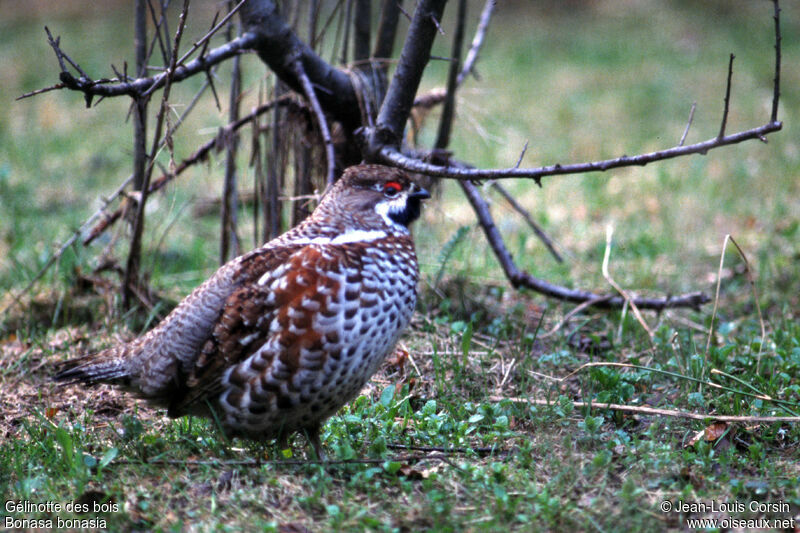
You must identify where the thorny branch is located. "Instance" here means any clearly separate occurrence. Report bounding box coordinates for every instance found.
[43,29,257,104]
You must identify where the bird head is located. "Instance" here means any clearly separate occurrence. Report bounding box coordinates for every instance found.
[324,165,431,232]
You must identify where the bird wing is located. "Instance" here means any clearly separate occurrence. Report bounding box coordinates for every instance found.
[167,243,352,416]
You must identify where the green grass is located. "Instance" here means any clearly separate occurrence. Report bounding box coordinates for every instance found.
[2,1,800,531]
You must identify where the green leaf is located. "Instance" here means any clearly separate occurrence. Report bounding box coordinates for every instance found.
[99,447,119,469]
[380,385,395,407]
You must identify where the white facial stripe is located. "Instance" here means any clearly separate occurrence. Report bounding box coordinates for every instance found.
[374,195,409,230]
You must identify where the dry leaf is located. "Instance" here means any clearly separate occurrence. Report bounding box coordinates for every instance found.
[686,421,729,447]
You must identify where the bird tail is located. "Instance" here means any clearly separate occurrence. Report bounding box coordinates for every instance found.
[53,345,133,387]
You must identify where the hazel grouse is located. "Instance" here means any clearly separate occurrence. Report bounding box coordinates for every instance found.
[54,164,429,458]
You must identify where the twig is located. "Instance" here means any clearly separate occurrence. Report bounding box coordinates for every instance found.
[409,0,494,113]
[221,10,243,263]
[513,141,529,169]
[705,235,729,357]
[370,0,448,147]
[717,53,735,139]
[174,0,247,68]
[293,60,336,186]
[45,30,258,99]
[492,397,800,423]
[456,0,494,86]
[433,0,466,152]
[679,102,696,146]
[16,83,67,101]
[373,0,403,60]
[376,119,782,182]
[771,0,782,122]
[489,181,563,263]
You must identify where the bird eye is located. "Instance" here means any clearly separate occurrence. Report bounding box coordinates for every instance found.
[383,181,402,197]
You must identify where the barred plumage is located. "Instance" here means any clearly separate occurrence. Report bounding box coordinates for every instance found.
[54,164,429,458]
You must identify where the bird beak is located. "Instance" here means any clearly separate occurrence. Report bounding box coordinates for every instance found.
[409,186,431,200]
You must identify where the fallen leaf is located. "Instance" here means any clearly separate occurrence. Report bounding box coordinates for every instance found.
[686,421,729,447]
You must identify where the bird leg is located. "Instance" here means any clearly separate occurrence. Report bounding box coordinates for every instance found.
[305,424,326,462]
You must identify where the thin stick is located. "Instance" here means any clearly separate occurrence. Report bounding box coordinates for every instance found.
[293,60,336,186]
[110,452,485,467]
[433,0,466,152]
[771,0,782,122]
[492,397,800,424]
[679,102,696,146]
[718,53,735,139]
[221,8,243,263]
[457,0,494,86]
[123,0,153,307]
[489,181,564,263]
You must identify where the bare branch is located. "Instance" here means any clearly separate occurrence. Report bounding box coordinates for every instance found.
[717,53,735,139]
[241,0,363,131]
[457,0,494,86]
[221,11,243,263]
[353,0,371,62]
[123,0,153,307]
[293,60,336,186]
[459,179,709,310]
[362,0,448,156]
[488,182,563,263]
[434,0,467,151]
[772,0,782,122]
[679,102,696,146]
[377,120,782,183]
[373,0,403,60]
[49,31,257,99]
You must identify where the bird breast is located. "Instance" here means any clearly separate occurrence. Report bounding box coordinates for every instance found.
[215,234,419,437]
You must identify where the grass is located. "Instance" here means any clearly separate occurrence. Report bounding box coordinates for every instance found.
[2,0,800,531]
